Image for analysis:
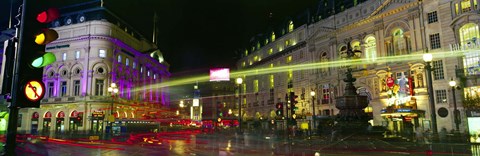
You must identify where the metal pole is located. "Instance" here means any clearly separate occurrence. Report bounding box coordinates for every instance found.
[5,105,19,155]
[238,84,242,133]
[312,96,316,131]
[425,62,438,134]
[452,86,460,131]
[5,2,23,155]
[110,95,114,135]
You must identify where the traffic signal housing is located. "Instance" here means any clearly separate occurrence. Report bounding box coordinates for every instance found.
[290,92,298,116]
[14,0,59,108]
[276,103,283,116]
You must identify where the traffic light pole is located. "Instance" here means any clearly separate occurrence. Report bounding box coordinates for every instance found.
[5,105,19,155]
[4,3,22,155]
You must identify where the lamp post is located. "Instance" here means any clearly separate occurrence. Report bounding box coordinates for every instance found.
[423,53,438,134]
[310,91,316,130]
[449,78,461,132]
[107,83,119,135]
[236,78,243,133]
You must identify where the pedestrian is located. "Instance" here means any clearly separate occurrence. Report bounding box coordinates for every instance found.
[415,127,423,144]
[424,129,431,144]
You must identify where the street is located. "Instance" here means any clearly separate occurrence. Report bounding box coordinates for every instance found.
[7,129,475,156]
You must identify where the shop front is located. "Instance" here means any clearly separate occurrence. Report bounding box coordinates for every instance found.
[31,112,39,134]
[55,111,65,133]
[43,111,52,134]
[91,111,104,134]
[467,110,480,143]
[69,111,83,133]
[380,74,425,138]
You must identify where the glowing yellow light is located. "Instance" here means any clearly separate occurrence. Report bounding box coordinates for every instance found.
[35,33,46,45]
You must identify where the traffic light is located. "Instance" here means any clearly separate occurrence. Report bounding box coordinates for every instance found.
[290,92,298,116]
[14,0,59,108]
[276,103,283,116]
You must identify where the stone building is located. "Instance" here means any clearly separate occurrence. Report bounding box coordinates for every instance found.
[17,1,170,135]
[237,0,480,135]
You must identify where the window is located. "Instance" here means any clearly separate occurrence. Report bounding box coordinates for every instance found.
[154,74,156,79]
[322,84,330,104]
[60,81,67,96]
[392,29,407,55]
[271,32,276,42]
[435,89,447,104]
[464,52,480,75]
[126,58,129,66]
[286,55,292,63]
[133,62,136,69]
[268,48,273,55]
[140,65,143,73]
[351,41,361,51]
[288,21,294,32]
[48,82,54,97]
[147,70,150,77]
[99,49,106,58]
[459,23,480,46]
[461,0,473,12]
[73,80,80,96]
[75,51,80,59]
[364,36,377,62]
[269,75,274,88]
[430,33,441,49]
[432,60,444,80]
[427,11,438,23]
[95,79,104,96]
[117,55,122,63]
[62,53,67,61]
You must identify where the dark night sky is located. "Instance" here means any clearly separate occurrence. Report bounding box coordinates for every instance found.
[1,0,319,75]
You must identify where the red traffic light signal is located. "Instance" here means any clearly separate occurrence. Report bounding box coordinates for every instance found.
[276,103,283,109]
[36,8,60,23]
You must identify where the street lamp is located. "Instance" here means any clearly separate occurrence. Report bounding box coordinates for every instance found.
[236,77,243,132]
[310,90,316,130]
[449,78,461,132]
[107,82,119,135]
[423,53,438,134]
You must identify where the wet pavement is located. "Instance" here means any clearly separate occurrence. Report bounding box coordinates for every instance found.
[6,129,477,156]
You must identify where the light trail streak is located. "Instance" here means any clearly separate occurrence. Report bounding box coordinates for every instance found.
[133,49,475,92]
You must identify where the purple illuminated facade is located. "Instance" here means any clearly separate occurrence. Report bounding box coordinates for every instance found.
[18,1,170,134]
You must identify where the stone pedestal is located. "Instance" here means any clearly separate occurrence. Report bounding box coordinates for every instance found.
[335,68,370,133]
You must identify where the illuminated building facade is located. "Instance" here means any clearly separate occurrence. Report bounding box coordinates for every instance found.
[237,0,479,135]
[16,1,170,135]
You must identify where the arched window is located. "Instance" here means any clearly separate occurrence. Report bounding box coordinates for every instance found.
[117,55,122,63]
[364,36,377,62]
[351,41,361,51]
[459,23,480,76]
[392,29,407,55]
[459,23,479,45]
[320,52,329,74]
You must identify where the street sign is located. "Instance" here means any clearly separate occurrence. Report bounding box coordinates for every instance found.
[23,80,45,102]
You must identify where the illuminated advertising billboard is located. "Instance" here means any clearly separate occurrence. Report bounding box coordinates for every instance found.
[210,68,230,81]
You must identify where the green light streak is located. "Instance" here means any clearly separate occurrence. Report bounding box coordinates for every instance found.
[133,49,475,93]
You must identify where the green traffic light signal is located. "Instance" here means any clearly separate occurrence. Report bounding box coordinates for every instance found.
[32,52,56,68]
